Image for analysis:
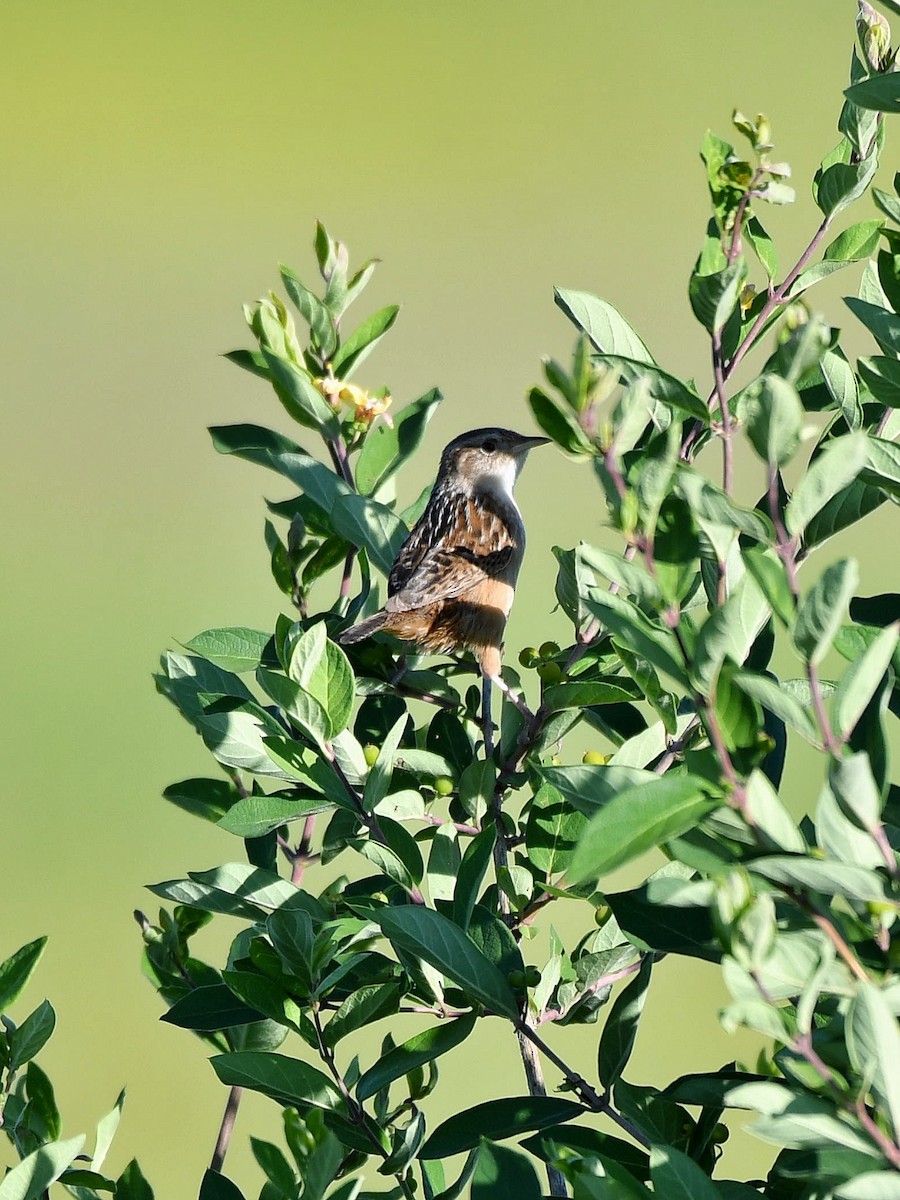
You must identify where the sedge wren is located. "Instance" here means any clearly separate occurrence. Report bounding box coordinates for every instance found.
[340,427,548,684]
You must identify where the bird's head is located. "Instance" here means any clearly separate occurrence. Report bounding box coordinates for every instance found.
[439,427,549,497]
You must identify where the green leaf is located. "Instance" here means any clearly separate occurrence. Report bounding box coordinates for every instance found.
[182,627,272,674]
[525,782,588,876]
[211,1052,345,1111]
[748,856,886,903]
[785,434,868,536]
[741,546,794,626]
[568,777,716,883]
[745,215,778,279]
[471,1142,541,1200]
[554,288,655,363]
[607,874,718,960]
[288,624,355,738]
[744,770,805,852]
[836,1173,900,1199]
[452,824,497,930]
[0,1136,85,1200]
[218,792,333,838]
[845,73,900,114]
[362,713,408,812]
[355,389,442,495]
[92,1088,125,1172]
[199,1169,247,1200]
[0,937,47,1011]
[825,219,885,262]
[356,1014,476,1102]
[374,906,519,1018]
[116,1159,155,1200]
[157,652,286,777]
[162,984,264,1031]
[262,351,340,438]
[816,158,878,218]
[421,1096,584,1159]
[689,261,746,333]
[538,763,657,816]
[8,1000,56,1072]
[847,982,900,1140]
[740,375,803,466]
[834,623,899,738]
[579,545,660,605]
[597,955,652,1088]
[528,386,595,454]
[267,906,315,989]
[649,1145,719,1200]
[792,559,859,665]
[331,305,399,377]
[585,590,690,690]
[692,574,769,693]
[210,423,349,515]
[331,492,407,577]
[163,777,240,823]
[858,356,900,407]
[844,297,900,356]
[597,357,709,421]
[323,983,400,1047]
[257,667,331,750]
[280,264,336,357]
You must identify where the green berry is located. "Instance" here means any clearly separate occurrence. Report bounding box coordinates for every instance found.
[363,744,380,767]
[712,1123,730,1144]
[582,750,608,765]
[539,641,561,659]
[434,776,454,797]
[508,970,526,988]
[537,662,564,685]
[519,646,540,669]
[524,966,542,987]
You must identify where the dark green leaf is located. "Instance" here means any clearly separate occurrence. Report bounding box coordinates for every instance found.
[0,937,47,1011]
[689,261,745,333]
[199,1169,248,1200]
[162,984,264,1031]
[211,1051,345,1111]
[421,1096,584,1159]
[649,1145,719,1200]
[597,955,652,1088]
[163,777,240,823]
[356,1015,476,1102]
[471,1142,541,1200]
[8,1000,56,1072]
[116,1159,155,1200]
[331,492,407,577]
[323,983,400,1047]
[452,824,496,930]
[374,906,518,1018]
[845,73,900,114]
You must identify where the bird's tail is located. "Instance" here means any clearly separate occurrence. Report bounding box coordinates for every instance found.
[338,611,388,645]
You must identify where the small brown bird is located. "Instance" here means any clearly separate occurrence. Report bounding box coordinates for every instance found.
[340,427,548,685]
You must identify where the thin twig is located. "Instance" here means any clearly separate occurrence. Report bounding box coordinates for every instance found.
[210,1086,243,1173]
[515,1020,651,1149]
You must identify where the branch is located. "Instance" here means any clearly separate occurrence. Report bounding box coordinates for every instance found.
[210,1086,243,1174]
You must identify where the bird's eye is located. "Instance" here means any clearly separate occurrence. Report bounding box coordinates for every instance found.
[482,437,497,453]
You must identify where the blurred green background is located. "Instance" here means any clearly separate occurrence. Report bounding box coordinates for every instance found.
[4,0,898,1193]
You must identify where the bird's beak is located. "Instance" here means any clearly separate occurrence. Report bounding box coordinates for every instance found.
[517,435,551,452]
